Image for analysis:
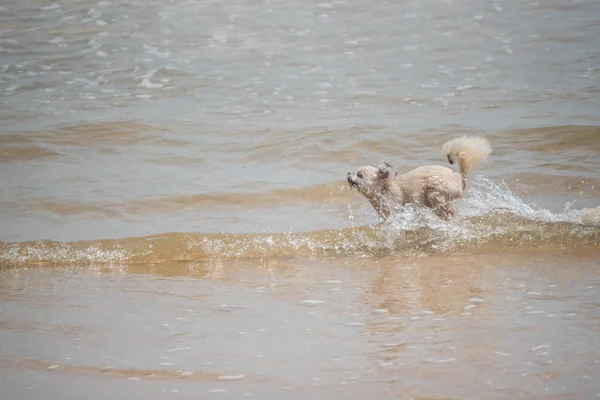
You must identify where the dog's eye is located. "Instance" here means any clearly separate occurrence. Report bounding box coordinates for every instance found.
[357,171,363,178]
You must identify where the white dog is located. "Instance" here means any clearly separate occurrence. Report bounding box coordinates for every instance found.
[347,136,492,220]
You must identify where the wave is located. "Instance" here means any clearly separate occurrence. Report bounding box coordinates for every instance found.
[0,120,195,149]
[0,182,353,217]
[0,215,597,267]
[502,125,600,152]
[1,179,599,267]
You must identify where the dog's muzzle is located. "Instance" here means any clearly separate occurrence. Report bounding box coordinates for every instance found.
[347,173,357,187]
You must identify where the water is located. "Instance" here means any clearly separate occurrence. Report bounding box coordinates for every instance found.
[1,0,600,398]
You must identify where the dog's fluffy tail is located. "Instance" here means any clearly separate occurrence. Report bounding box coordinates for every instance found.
[442,136,491,176]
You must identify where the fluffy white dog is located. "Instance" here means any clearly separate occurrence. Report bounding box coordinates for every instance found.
[347,136,492,220]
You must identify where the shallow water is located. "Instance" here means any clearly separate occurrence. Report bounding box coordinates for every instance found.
[1,0,600,398]
[2,253,600,399]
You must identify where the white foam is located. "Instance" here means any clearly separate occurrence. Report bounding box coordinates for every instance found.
[167,347,190,353]
[531,345,551,351]
[140,78,163,88]
[426,358,456,363]
[218,374,245,380]
[301,299,323,304]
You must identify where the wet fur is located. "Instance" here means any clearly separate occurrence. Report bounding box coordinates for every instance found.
[347,136,492,220]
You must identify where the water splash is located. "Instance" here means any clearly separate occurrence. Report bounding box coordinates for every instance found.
[1,178,599,267]
[378,177,600,254]
[461,178,563,222]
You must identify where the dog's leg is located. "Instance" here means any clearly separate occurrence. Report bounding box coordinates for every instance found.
[426,191,454,220]
[447,205,457,219]
[436,205,453,220]
[440,204,457,220]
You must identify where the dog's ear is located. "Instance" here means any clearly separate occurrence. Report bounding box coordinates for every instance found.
[377,161,394,179]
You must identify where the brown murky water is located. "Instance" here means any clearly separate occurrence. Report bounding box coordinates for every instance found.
[1,0,600,398]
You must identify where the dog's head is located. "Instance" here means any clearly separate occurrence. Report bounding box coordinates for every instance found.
[347,161,396,196]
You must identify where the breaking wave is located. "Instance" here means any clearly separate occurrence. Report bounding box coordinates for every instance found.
[1,179,599,267]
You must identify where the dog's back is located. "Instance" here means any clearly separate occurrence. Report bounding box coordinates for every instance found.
[394,165,463,205]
